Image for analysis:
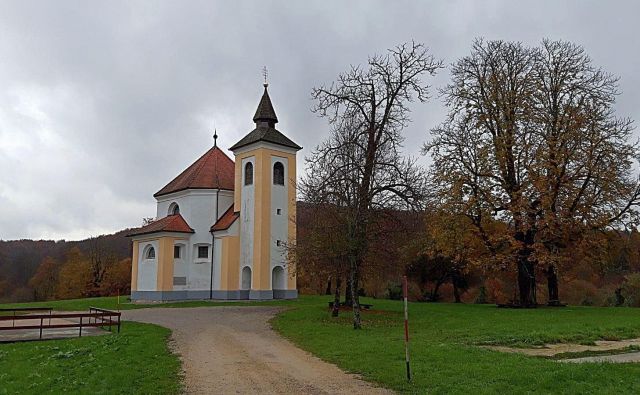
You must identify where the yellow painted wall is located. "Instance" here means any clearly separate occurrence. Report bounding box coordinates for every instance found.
[219,236,240,290]
[156,236,175,291]
[131,240,139,291]
[286,153,297,290]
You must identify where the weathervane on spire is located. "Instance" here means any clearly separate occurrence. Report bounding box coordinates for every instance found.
[262,66,268,88]
[213,128,218,147]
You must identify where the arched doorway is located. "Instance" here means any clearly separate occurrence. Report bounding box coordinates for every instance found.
[272,266,285,299]
[241,266,252,290]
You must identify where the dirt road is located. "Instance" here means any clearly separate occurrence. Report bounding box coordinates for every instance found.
[123,306,392,394]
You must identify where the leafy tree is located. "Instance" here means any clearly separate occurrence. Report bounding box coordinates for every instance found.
[405,211,477,302]
[56,247,91,299]
[426,39,640,306]
[100,258,132,296]
[28,256,60,300]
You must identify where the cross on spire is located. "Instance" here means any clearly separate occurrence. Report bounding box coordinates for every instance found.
[262,66,268,87]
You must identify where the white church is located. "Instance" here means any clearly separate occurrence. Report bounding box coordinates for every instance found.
[128,83,300,301]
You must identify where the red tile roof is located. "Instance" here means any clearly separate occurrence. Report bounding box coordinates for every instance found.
[127,214,195,237]
[154,146,235,197]
[211,205,239,231]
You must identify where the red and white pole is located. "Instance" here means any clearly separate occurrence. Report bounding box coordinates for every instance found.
[402,275,411,382]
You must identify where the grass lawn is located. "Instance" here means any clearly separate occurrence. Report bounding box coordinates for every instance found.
[271,297,640,394]
[0,322,181,394]
[0,295,299,312]
[3,296,640,393]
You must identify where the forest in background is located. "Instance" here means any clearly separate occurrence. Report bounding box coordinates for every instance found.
[2,204,640,306]
[0,230,132,302]
[295,204,640,308]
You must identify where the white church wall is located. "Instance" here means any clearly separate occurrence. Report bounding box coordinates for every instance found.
[172,241,188,290]
[156,191,190,220]
[270,155,288,289]
[156,189,235,291]
[213,237,222,290]
[240,156,255,287]
[137,240,158,291]
[189,243,211,290]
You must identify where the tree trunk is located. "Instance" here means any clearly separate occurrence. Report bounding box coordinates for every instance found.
[332,277,341,317]
[429,280,443,302]
[546,264,559,305]
[344,277,353,307]
[453,279,461,303]
[349,261,362,329]
[325,276,332,295]
[517,254,537,307]
[515,226,537,307]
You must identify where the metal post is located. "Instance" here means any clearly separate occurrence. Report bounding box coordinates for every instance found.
[79,316,83,337]
[40,317,43,340]
[403,275,411,382]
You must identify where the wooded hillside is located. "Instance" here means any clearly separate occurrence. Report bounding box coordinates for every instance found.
[0,230,132,302]
[3,203,640,306]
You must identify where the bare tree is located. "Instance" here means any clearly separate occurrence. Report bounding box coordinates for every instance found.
[292,202,350,317]
[86,236,118,296]
[426,38,640,306]
[304,41,442,328]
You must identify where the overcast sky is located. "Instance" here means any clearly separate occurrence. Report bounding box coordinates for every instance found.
[1,1,639,241]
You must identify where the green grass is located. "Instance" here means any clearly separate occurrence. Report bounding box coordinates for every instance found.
[4,296,640,393]
[271,297,640,394]
[0,295,299,312]
[0,322,181,394]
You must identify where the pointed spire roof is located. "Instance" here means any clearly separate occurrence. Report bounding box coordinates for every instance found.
[230,83,301,152]
[154,145,235,197]
[252,84,278,127]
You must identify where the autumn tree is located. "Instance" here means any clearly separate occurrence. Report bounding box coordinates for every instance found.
[100,257,132,296]
[28,256,60,300]
[303,41,442,328]
[56,247,91,299]
[293,202,351,317]
[86,236,117,296]
[426,39,640,306]
[404,210,478,302]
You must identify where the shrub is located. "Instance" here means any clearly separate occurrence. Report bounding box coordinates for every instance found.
[563,279,603,306]
[385,283,403,300]
[475,285,488,304]
[622,273,640,307]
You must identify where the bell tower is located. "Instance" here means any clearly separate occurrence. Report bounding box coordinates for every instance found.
[230,82,302,299]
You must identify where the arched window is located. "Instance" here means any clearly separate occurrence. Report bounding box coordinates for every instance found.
[273,162,284,185]
[168,202,180,215]
[244,162,253,186]
[145,246,156,260]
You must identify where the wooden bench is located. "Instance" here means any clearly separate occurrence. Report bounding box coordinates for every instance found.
[328,301,373,310]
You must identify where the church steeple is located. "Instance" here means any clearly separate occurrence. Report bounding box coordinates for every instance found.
[252,84,278,128]
[230,80,301,152]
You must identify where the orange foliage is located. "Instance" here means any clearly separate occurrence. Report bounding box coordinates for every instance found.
[55,247,91,299]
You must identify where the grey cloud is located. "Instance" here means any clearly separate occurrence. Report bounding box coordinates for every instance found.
[0,0,638,239]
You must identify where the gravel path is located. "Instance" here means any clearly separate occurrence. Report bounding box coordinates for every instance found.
[485,338,640,359]
[123,306,392,394]
[561,352,640,363]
